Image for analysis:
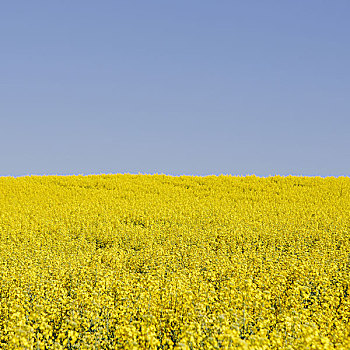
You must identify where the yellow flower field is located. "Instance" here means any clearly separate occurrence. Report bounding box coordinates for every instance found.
[0,174,349,349]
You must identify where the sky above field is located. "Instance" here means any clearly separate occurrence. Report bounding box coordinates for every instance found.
[1,1,349,177]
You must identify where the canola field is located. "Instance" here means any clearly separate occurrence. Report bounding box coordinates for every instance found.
[0,174,350,349]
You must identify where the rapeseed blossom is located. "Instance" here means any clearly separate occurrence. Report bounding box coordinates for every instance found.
[0,174,349,349]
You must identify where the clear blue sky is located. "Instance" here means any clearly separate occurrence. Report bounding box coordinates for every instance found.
[1,1,349,177]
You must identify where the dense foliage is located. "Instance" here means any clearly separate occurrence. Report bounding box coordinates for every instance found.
[0,174,349,349]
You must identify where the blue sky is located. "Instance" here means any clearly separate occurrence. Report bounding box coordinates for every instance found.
[1,1,349,177]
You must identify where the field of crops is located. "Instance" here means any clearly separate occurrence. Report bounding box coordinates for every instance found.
[0,174,349,349]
